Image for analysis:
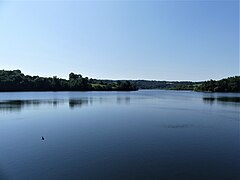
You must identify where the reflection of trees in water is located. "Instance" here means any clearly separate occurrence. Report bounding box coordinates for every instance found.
[117,96,130,104]
[217,97,240,102]
[1,95,238,113]
[0,98,91,112]
[203,96,240,106]
[162,124,194,129]
[89,97,93,105]
[0,99,64,112]
[202,97,215,105]
[68,99,88,109]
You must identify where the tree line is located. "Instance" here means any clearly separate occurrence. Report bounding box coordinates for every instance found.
[194,76,240,92]
[127,77,239,92]
[0,70,239,92]
[0,70,137,92]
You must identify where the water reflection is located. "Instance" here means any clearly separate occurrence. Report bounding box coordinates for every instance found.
[1,94,239,113]
[217,97,240,102]
[69,99,88,109]
[0,99,74,113]
[0,96,132,112]
[116,96,130,104]
[0,99,64,112]
[202,97,215,105]
[203,96,240,105]
[162,124,194,129]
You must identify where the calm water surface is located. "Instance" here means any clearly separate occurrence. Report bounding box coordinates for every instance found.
[0,90,239,180]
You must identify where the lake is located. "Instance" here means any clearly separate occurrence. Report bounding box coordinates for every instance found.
[0,90,239,180]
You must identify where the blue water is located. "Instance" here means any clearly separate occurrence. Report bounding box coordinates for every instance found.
[0,90,239,180]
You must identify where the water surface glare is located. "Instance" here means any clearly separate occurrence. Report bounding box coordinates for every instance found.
[0,90,239,180]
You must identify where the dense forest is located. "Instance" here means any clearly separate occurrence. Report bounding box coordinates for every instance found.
[194,76,240,92]
[0,70,137,92]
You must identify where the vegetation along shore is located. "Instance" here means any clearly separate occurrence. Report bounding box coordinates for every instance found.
[0,70,239,92]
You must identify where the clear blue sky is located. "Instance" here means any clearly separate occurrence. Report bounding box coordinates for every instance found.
[0,0,239,81]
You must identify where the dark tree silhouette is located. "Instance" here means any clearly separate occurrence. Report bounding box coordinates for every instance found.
[194,76,240,92]
[0,70,138,92]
